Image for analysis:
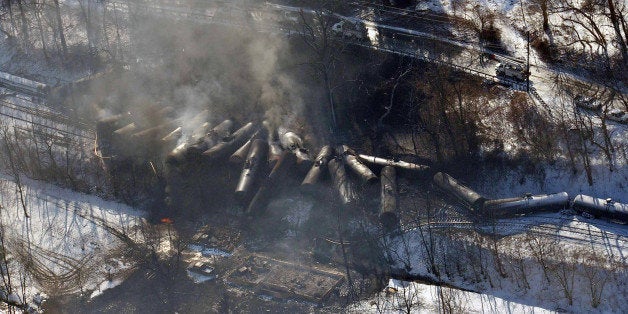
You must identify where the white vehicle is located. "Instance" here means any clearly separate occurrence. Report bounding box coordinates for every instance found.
[188,262,215,277]
[332,20,367,40]
[605,108,628,124]
[495,62,528,81]
[574,94,601,111]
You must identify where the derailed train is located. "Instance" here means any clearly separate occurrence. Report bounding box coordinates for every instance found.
[433,172,628,223]
[96,111,432,229]
[96,111,625,232]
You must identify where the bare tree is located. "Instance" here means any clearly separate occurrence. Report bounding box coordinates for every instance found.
[581,255,609,308]
[15,0,29,50]
[1,0,18,39]
[605,0,628,66]
[525,234,555,284]
[553,0,628,68]
[34,0,49,60]
[395,282,422,314]
[52,0,68,56]
[298,1,349,137]
[547,248,578,305]
[1,127,29,218]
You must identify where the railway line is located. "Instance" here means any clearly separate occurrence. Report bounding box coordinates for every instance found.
[318,206,628,254]
[0,95,95,141]
[0,71,48,99]
[3,0,624,252]
[109,0,533,93]
[0,97,91,130]
[398,217,628,250]
[349,0,471,39]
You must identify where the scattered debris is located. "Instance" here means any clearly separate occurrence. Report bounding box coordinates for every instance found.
[225,254,344,303]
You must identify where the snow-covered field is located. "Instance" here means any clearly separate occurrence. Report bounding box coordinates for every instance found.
[351,279,554,313]
[473,88,628,201]
[0,174,143,308]
[372,210,628,313]
[0,0,132,85]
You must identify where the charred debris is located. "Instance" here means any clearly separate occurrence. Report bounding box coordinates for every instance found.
[97,106,628,236]
[95,108,432,232]
[96,105,628,236]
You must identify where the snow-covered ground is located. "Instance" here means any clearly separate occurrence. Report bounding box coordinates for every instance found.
[351,279,554,313]
[0,1,626,312]
[419,0,627,91]
[473,88,628,201]
[0,174,143,308]
[0,0,132,85]
[376,210,627,313]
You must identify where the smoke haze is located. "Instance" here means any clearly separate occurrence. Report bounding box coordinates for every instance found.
[78,4,325,151]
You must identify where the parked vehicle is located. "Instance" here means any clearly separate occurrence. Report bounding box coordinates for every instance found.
[187,262,216,281]
[495,62,528,81]
[574,94,601,111]
[332,20,367,40]
[605,108,628,124]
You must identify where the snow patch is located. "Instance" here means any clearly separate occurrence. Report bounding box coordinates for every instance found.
[187,244,232,257]
[89,279,124,299]
[351,279,554,313]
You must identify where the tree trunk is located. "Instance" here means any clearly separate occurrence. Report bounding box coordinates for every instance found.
[541,0,550,34]
[35,2,49,60]
[16,0,29,50]
[607,0,628,66]
[5,0,17,38]
[53,0,68,56]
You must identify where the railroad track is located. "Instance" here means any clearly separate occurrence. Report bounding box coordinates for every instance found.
[0,98,95,141]
[347,38,526,90]
[402,218,628,248]
[110,0,627,113]
[320,210,627,252]
[10,91,90,122]
[350,0,469,38]
[120,0,530,91]
[0,97,92,130]
[390,202,628,246]
[351,1,467,24]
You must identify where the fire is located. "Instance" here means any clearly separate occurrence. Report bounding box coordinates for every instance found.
[161,217,174,224]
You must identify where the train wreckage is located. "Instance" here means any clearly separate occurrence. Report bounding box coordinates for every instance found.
[92,105,628,304]
[96,109,628,230]
[95,109,432,230]
[433,172,628,223]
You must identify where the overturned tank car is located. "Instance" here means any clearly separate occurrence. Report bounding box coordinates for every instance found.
[433,172,485,210]
[380,166,400,232]
[301,145,334,191]
[572,195,628,223]
[482,192,570,218]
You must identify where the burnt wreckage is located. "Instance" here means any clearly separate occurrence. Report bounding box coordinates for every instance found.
[96,108,627,228]
[96,109,432,230]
